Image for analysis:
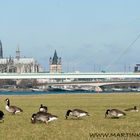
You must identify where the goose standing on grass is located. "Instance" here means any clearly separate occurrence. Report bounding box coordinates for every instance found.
[124,106,138,112]
[5,98,23,114]
[65,109,89,119]
[39,104,48,113]
[105,109,126,118]
[0,110,4,122]
[31,112,58,124]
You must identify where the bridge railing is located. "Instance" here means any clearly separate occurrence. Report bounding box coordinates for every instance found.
[0,72,140,79]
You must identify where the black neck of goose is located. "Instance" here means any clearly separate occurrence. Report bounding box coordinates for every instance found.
[65,110,72,119]
[32,113,36,118]
[7,100,10,106]
[105,109,110,118]
[134,106,137,110]
[106,110,110,114]
[67,110,72,116]
[31,114,36,123]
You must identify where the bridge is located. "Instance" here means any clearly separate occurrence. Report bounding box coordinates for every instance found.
[1,72,140,92]
[0,72,140,79]
[44,80,140,92]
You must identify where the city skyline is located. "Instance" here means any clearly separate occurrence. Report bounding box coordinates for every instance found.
[1,0,140,72]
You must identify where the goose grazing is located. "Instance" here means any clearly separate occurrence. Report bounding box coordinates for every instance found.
[5,98,23,114]
[31,112,58,124]
[105,109,126,118]
[39,104,48,113]
[65,109,89,119]
[0,110,4,122]
[124,106,138,112]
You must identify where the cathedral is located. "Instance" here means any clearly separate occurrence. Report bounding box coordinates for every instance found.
[49,50,62,73]
[0,40,42,73]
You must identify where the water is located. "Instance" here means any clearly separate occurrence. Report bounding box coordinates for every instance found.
[0,90,97,95]
[0,90,137,95]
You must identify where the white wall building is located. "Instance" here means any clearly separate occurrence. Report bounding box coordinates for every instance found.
[0,41,43,73]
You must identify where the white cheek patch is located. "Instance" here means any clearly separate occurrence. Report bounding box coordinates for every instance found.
[70,112,73,116]
[31,118,34,121]
[40,108,45,112]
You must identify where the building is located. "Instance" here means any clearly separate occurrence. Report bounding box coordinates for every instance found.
[49,50,62,73]
[0,41,43,73]
[0,40,3,58]
[134,64,140,72]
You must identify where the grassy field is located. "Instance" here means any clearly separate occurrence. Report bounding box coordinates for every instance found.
[0,93,140,140]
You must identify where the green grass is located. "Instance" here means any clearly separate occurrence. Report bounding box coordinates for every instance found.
[0,93,140,140]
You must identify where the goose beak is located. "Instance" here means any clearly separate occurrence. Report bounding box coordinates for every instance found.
[31,118,35,123]
[105,113,107,118]
[65,115,68,119]
[87,113,90,116]
[5,98,9,102]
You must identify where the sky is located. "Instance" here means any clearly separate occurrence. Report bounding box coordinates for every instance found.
[1,0,140,72]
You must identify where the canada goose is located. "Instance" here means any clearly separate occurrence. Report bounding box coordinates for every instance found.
[31,112,58,124]
[124,106,138,112]
[65,109,89,119]
[39,104,48,112]
[0,110,4,122]
[105,109,126,118]
[5,98,23,114]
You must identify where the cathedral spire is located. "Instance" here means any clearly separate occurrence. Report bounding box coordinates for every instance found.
[52,50,58,64]
[0,40,3,58]
[16,45,20,60]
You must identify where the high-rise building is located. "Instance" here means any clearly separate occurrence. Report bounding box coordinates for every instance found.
[0,40,3,58]
[49,50,62,73]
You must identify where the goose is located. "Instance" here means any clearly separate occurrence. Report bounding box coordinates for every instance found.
[105,109,126,118]
[5,98,23,114]
[31,111,58,124]
[124,106,138,112]
[0,110,4,122]
[39,104,48,113]
[65,109,89,119]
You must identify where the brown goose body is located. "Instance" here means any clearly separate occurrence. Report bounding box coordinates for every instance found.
[0,110,4,122]
[5,98,23,114]
[124,106,138,112]
[65,109,89,119]
[105,109,126,118]
[31,111,58,124]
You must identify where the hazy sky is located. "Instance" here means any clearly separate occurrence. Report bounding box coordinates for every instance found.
[1,0,140,72]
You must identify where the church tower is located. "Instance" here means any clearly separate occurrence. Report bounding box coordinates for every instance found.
[0,40,3,58]
[49,50,62,73]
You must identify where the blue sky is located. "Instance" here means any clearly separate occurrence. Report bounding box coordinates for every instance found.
[1,0,140,72]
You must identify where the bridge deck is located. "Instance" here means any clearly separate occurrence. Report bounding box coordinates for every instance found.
[0,72,140,79]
